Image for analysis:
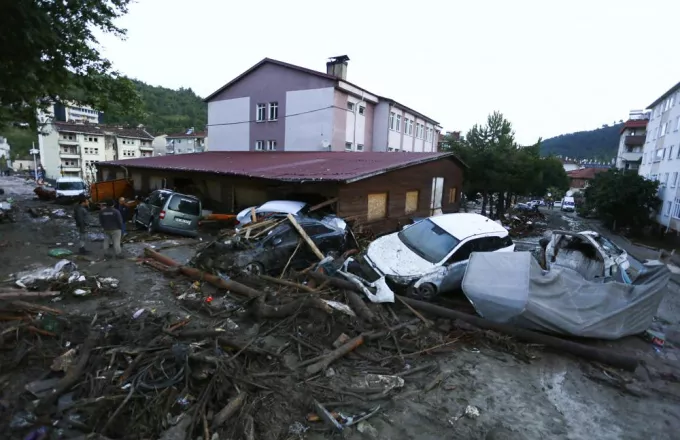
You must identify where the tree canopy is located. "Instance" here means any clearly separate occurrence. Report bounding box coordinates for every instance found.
[582,169,660,233]
[540,123,623,160]
[0,0,141,128]
[443,112,569,218]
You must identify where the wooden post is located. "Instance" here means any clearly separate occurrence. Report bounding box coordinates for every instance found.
[286,214,324,260]
[250,206,257,223]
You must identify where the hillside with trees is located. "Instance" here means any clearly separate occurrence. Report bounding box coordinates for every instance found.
[103,80,207,135]
[539,123,624,160]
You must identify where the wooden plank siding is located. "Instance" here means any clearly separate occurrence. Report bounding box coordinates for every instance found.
[97,156,463,235]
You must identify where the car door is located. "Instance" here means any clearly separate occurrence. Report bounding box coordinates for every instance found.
[137,192,156,224]
[303,223,341,255]
[438,237,486,293]
[263,226,302,272]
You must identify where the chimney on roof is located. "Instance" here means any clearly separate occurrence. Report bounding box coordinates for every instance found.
[326,55,350,80]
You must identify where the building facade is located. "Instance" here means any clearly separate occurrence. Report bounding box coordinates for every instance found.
[638,81,680,231]
[166,131,207,155]
[39,102,103,124]
[615,110,649,171]
[39,122,154,181]
[205,56,441,152]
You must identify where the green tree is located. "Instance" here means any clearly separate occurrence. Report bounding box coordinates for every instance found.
[0,0,141,128]
[582,169,660,233]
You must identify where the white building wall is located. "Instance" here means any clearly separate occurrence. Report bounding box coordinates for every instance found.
[208,97,250,151]
[639,89,680,229]
[401,111,416,152]
[372,102,390,152]
[80,133,105,180]
[284,87,335,151]
[387,107,403,151]
[343,95,366,150]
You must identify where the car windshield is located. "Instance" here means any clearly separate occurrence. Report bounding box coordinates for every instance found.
[397,219,460,263]
[57,181,85,190]
[168,195,200,216]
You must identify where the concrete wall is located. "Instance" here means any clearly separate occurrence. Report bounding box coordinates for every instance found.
[372,102,390,152]
[208,97,250,151]
[283,87,334,151]
[331,90,348,151]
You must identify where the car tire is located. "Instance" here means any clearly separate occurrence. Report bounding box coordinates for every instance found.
[408,282,438,301]
[147,218,156,234]
[244,261,265,276]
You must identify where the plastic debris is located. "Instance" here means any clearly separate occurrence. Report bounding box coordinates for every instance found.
[363,374,404,392]
[48,248,73,258]
[323,300,356,317]
[288,421,308,435]
[643,330,665,347]
[465,405,480,419]
[15,259,77,288]
[132,308,146,319]
[73,288,90,296]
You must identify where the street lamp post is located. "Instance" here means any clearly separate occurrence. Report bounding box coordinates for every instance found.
[29,144,39,181]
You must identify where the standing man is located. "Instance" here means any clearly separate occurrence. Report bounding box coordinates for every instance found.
[115,197,130,236]
[99,199,124,259]
[74,196,90,255]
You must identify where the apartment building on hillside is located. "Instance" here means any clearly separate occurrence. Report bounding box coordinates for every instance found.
[205,56,441,152]
[39,122,153,181]
[39,102,103,124]
[166,130,207,155]
[615,110,649,171]
[638,81,680,231]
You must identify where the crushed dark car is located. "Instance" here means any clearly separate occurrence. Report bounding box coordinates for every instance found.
[195,216,347,275]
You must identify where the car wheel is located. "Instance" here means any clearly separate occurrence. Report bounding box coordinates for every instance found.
[244,261,264,275]
[147,218,156,234]
[408,282,438,301]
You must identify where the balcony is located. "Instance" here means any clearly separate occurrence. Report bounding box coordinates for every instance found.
[139,144,154,151]
[624,135,645,147]
[620,152,642,162]
[58,139,79,146]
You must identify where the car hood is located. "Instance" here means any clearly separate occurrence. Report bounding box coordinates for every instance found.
[365,233,436,278]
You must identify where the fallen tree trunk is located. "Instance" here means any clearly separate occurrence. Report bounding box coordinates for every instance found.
[254,295,332,319]
[305,335,364,376]
[397,296,640,371]
[144,248,263,298]
[294,270,359,292]
[0,290,61,300]
[212,392,247,430]
[345,290,376,324]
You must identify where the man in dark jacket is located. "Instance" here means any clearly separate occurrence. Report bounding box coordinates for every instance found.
[74,196,90,254]
[99,199,124,259]
[115,197,130,236]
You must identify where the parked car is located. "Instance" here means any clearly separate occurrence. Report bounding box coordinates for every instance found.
[55,177,88,199]
[133,190,202,237]
[227,217,347,275]
[514,202,539,213]
[349,213,515,299]
[529,199,545,207]
[236,200,307,225]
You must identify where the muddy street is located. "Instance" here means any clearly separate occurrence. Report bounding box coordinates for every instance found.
[1,176,679,440]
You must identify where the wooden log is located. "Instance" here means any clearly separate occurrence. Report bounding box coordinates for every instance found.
[211,392,247,430]
[0,290,61,300]
[257,274,317,293]
[287,214,324,260]
[250,207,257,223]
[7,300,63,315]
[345,290,376,324]
[308,197,338,212]
[254,296,331,319]
[398,296,640,371]
[143,248,263,298]
[293,270,359,292]
[305,335,364,376]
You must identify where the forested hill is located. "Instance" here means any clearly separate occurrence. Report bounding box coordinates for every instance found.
[540,123,623,160]
[103,80,207,135]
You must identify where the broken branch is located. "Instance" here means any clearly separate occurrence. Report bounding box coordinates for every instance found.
[287,214,324,260]
[211,392,247,430]
[305,334,364,376]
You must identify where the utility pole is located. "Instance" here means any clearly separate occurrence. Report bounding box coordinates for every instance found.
[30,142,39,181]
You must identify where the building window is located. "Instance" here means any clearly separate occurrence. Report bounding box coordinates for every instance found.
[661,122,668,137]
[655,148,665,162]
[671,172,678,188]
[674,198,680,219]
[256,104,266,122]
[396,115,402,132]
[448,187,457,204]
[268,102,278,121]
[347,102,355,111]
[345,142,352,151]
[405,119,413,136]
[358,106,365,116]
[670,146,674,160]
[665,201,672,216]
[663,173,669,186]
[357,144,364,152]
[255,140,264,151]
[367,193,388,221]
[405,190,419,214]
[389,112,395,130]
[267,140,277,151]
[676,116,680,131]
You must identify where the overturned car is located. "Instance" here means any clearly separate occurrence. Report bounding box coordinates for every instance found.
[347,213,515,300]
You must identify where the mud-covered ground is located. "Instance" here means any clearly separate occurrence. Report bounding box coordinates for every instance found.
[1,176,680,440]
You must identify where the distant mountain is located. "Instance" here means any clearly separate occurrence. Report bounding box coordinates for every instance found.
[103,80,207,136]
[540,123,624,160]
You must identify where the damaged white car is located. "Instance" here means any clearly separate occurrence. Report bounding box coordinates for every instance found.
[346,213,515,300]
[543,230,630,281]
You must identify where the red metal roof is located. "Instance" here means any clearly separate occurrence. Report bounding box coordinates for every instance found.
[100,151,462,183]
[620,119,648,134]
[567,167,609,180]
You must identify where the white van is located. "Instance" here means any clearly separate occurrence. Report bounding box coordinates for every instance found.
[55,177,88,198]
[561,196,575,212]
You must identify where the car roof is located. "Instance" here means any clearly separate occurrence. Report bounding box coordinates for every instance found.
[257,200,306,213]
[429,213,507,239]
[56,177,85,182]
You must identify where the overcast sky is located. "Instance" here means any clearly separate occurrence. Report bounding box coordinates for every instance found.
[97,0,680,145]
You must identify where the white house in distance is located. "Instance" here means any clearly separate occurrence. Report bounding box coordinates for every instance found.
[638,81,680,232]
[615,110,649,172]
[165,129,207,155]
[204,56,441,152]
[39,122,154,181]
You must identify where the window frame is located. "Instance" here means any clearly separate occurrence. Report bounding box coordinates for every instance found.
[266,140,277,151]
[389,112,395,130]
[396,115,402,132]
[356,144,364,152]
[347,102,355,111]
[268,102,279,121]
[256,104,266,122]
[255,140,265,151]
[345,142,352,151]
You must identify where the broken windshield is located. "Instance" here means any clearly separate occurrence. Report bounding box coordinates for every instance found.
[398,219,460,263]
[57,181,85,191]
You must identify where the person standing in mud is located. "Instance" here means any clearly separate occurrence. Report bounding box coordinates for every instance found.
[99,199,124,259]
[115,197,129,236]
[74,196,90,255]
